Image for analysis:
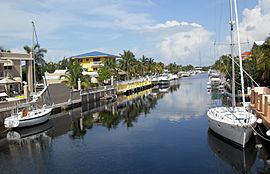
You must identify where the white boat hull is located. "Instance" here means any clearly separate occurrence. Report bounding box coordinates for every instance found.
[4,107,52,128]
[207,107,256,148]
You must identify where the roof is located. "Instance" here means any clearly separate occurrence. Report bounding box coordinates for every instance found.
[71,51,118,59]
[254,41,265,46]
[241,51,251,60]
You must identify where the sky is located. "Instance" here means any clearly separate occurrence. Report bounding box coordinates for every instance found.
[0,0,269,66]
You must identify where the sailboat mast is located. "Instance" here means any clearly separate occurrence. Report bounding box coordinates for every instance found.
[32,21,36,94]
[229,0,236,108]
[233,0,246,106]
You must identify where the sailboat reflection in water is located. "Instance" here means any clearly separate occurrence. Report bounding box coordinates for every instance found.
[6,120,53,143]
[208,129,256,173]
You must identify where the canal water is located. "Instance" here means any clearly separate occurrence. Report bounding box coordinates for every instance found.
[0,73,269,174]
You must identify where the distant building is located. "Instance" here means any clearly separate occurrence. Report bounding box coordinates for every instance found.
[45,69,67,84]
[71,51,118,77]
[241,51,251,60]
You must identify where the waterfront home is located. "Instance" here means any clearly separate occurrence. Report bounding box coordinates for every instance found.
[0,52,33,95]
[70,51,118,77]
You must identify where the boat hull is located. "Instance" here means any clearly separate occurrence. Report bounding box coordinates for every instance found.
[4,107,52,128]
[207,107,256,148]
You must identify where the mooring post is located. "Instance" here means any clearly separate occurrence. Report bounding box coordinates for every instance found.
[259,94,263,112]
[264,96,268,116]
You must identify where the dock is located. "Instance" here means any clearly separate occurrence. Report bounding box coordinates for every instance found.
[116,78,152,95]
[249,87,270,129]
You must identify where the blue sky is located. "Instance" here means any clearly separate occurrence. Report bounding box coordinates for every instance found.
[0,0,269,66]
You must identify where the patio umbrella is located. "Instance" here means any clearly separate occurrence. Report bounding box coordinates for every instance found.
[0,77,19,96]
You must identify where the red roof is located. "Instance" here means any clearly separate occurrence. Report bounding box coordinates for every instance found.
[241,51,251,60]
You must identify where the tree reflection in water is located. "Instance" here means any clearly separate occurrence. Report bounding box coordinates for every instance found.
[68,83,180,139]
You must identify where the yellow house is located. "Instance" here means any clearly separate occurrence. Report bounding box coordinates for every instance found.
[71,51,118,76]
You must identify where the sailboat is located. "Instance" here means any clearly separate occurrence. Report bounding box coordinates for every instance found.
[207,0,257,148]
[4,22,53,129]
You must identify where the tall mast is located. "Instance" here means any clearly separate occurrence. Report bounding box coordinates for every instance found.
[32,21,36,93]
[229,0,236,108]
[234,0,246,106]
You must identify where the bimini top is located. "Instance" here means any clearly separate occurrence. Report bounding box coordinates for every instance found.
[71,51,118,58]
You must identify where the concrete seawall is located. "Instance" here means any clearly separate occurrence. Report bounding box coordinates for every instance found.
[0,84,116,125]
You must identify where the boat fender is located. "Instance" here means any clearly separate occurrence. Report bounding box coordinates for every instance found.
[266,130,270,137]
[256,118,263,124]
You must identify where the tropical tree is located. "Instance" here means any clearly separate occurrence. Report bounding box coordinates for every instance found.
[23,44,47,82]
[119,50,136,80]
[45,61,57,73]
[60,59,83,89]
[139,55,149,75]
[98,66,111,84]
[0,46,11,52]
[104,58,119,80]
[57,57,69,69]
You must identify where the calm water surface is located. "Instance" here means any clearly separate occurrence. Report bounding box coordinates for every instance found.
[0,73,269,174]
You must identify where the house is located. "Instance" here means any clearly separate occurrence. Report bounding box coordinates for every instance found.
[45,69,67,84]
[0,52,33,95]
[241,51,251,60]
[71,51,118,77]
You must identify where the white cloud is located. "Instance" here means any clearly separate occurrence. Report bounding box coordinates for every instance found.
[238,0,270,46]
[146,20,202,31]
[142,20,213,65]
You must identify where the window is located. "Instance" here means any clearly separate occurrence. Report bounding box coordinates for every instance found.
[4,66,12,70]
[93,58,100,62]
[85,58,89,62]
[93,68,98,71]
[78,59,82,63]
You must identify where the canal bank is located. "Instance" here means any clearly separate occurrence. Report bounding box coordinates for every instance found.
[0,79,153,125]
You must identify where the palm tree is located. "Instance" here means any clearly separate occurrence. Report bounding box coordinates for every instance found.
[139,55,149,76]
[60,59,83,89]
[23,44,47,82]
[119,50,136,80]
[0,46,11,52]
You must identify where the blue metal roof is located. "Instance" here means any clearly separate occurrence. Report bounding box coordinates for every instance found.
[71,51,118,58]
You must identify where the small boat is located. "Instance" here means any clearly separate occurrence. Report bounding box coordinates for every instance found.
[4,22,53,129]
[158,74,170,85]
[4,103,52,128]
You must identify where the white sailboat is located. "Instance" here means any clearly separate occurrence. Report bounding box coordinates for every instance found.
[207,0,257,148]
[4,22,52,129]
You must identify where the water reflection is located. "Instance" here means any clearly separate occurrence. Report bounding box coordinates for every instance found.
[65,83,181,139]
[0,121,53,173]
[255,134,270,173]
[7,120,53,141]
[154,74,209,122]
[208,129,256,173]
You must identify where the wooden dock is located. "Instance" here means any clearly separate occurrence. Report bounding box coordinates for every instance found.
[249,87,270,129]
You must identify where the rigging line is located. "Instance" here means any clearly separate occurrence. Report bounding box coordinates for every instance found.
[251,124,270,142]
[230,57,260,87]
[32,21,53,106]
